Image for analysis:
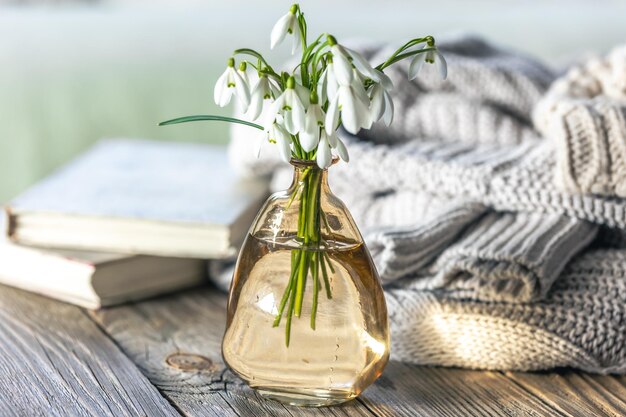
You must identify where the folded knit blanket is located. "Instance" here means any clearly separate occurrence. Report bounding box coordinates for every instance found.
[225,35,626,374]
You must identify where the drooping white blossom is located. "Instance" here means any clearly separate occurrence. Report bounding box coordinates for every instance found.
[273,77,306,134]
[330,46,354,86]
[369,83,394,126]
[270,5,301,54]
[318,63,339,103]
[334,137,350,162]
[247,76,279,121]
[206,9,448,170]
[300,102,325,152]
[260,121,292,162]
[325,84,371,135]
[409,44,448,80]
[214,58,251,109]
[316,131,332,169]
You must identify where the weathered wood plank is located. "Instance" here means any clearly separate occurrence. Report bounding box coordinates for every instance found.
[357,362,565,417]
[90,286,374,417]
[91,286,576,417]
[506,371,626,417]
[0,285,179,417]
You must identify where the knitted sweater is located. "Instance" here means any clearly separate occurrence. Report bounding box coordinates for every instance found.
[226,35,626,374]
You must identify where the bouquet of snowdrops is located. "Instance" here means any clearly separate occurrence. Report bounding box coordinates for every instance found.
[161,3,446,344]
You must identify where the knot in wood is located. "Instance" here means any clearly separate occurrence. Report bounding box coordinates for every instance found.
[165,353,216,372]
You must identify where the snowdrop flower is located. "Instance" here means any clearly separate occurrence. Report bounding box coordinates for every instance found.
[369,82,394,126]
[247,75,279,121]
[409,44,448,80]
[214,58,251,109]
[299,94,325,152]
[334,137,350,162]
[327,36,355,86]
[349,68,372,115]
[294,83,311,108]
[325,84,371,135]
[273,77,306,135]
[270,4,301,54]
[343,47,388,86]
[259,121,292,162]
[316,131,333,169]
[318,61,339,102]
[237,62,251,90]
[316,131,349,169]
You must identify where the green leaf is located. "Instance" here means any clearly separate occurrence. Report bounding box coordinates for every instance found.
[159,115,264,130]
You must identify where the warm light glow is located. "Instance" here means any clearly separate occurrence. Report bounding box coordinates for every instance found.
[257,292,278,315]
[361,330,386,356]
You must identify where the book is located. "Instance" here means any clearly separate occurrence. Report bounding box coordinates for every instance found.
[5,139,268,258]
[0,238,206,309]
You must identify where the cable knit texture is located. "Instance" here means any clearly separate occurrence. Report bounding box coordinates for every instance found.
[225,36,626,373]
[534,45,626,197]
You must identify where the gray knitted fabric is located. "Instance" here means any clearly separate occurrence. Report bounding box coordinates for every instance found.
[226,36,626,373]
[534,45,626,197]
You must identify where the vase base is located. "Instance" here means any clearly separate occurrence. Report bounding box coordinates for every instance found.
[256,387,356,407]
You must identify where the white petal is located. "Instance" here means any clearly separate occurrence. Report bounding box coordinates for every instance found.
[317,69,328,103]
[246,87,265,120]
[383,90,394,126]
[238,69,250,89]
[268,79,281,98]
[219,85,234,107]
[290,94,306,133]
[271,14,292,49]
[291,21,301,55]
[311,104,325,125]
[300,122,319,152]
[369,85,385,122]
[274,125,292,162]
[331,46,354,86]
[377,70,394,91]
[294,83,310,107]
[233,70,251,110]
[408,55,426,80]
[326,66,339,101]
[282,90,305,134]
[351,78,371,108]
[345,47,378,80]
[325,95,340,134]
[338,88,360,134]
[335,137,349,162]
[436,51,448,80]
[316,134,332,169]
[213,70,228,105]
[327,130,338,148]
[273,91,286,114]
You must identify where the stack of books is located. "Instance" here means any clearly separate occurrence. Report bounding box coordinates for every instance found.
[1,139,268,309]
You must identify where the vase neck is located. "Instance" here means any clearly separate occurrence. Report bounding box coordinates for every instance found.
[289,160,331,194]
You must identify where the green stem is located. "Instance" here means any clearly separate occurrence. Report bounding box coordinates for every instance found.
[310,253,319,330]
[376,47,438,71]
[274,166,328,345]
[159,115,263,130]
[273,250,301,327]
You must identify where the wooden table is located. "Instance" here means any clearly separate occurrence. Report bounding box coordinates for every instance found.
[1,284,625,417]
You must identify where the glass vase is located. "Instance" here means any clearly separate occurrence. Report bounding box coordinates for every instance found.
[222,158,390,407]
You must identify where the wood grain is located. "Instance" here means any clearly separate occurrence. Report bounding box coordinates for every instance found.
[90,286,568,417]
[0,285,179,417]
[90,286,373,417]
[506,371,626,417]
[358,362,566,417]
[2,282,625,417]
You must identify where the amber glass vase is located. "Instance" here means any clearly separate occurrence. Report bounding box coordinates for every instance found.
[222,159,390,407]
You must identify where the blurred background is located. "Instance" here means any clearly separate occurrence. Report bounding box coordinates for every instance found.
[1,0,626,202]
